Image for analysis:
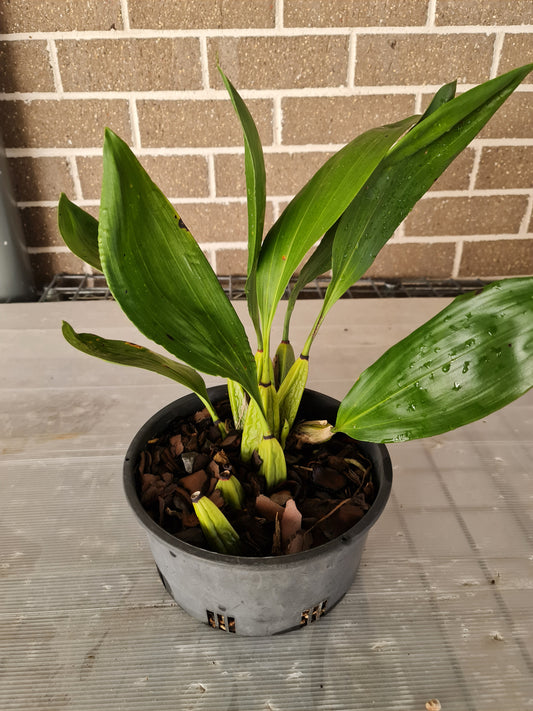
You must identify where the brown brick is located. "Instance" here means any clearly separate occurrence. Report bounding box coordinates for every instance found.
[0,41,55,93]
[215,151,334,197]
[216,248,249,275]
[129,0,274,28]
[24,205,101,250]
[282,95,415,145]
[214,154,246,197]
[404,196,528,236]
[355,35,494,85]
[365,242,456,278]
[21,207,62,248]
[0,100,132,149]
[176,201,274,243]
[77,155,210,200]
[480,93,533,139]
[208,36,349,89]
[8,157,74,202]
[430,148,475,191]
[30,252,91,291]
[475,146,533,190]
[76,157,105,200]
[137,99,273,148]
[498,35,533,75]
[143,155,210,199]
[57,39,202,92]
[0,0,123,32]
[285,0,428,27]
[459,239,533,277]
[436,0,533,25]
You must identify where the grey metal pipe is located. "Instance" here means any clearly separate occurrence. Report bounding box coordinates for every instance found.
[0,133,35,302]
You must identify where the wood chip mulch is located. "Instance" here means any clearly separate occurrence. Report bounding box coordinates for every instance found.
[136,399,376,557]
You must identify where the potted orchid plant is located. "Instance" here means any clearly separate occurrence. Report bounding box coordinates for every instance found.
[57,63,533,635]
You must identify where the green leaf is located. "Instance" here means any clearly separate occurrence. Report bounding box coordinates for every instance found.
[227,378,248,430]
[192,494,241,555]
[98,129,260,405]
[58,193,101,271]
[62,321,217,412]
[321,63,533,315]
[216,475,245,510]
[273,339,296,388]
[258,435,287,490]
[277,356,309,435]
[417,80,456,124]
[335,278,533,443]
[241,396,267,462]
[219,67,266,344]
[386,63,532,166]
[255,115,418,333]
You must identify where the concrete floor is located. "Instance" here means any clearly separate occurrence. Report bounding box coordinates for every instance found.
[1,299,532,710]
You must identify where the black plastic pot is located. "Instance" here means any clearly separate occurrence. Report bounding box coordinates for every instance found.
[124,386,392,636]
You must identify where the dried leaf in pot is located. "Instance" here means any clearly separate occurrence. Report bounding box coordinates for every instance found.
[312,464,347,492]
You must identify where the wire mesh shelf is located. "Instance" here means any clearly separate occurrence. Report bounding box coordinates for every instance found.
[39,273,492,303]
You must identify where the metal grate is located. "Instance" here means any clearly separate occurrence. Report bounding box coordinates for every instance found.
[39,273,492,302]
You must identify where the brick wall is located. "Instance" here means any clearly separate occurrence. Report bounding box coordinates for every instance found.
[0,0,532,291]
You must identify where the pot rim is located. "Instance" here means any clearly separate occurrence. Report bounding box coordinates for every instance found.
[123,386,393,568]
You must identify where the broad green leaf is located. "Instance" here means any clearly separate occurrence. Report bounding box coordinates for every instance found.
[58,194,101,271]
[219,67,266,344]
[335,279,533,443]
[321,63,533,315]
[98,129,260,405]
[255,115,418,333]
[62,321,217,413]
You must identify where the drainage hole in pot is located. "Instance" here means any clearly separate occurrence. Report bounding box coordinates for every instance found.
[300,599,327,626]
[206,610,236,633]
